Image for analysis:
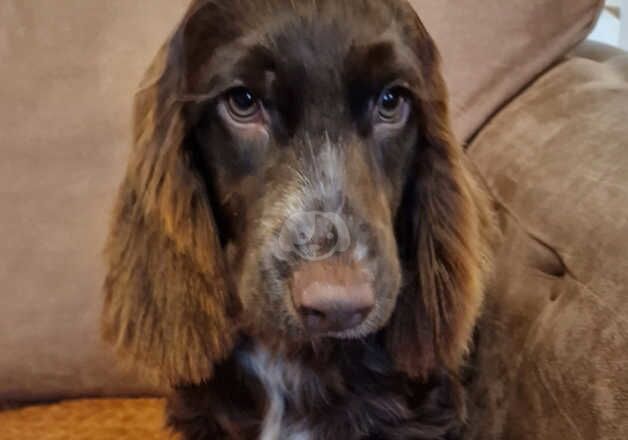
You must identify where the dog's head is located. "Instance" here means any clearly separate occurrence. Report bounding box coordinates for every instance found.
[102,0,492,386]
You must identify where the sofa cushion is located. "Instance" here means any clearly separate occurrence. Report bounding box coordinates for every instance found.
[466,53,628,439]
[410,0,604,141]
[0,0,603,401]
[0,399,170,440]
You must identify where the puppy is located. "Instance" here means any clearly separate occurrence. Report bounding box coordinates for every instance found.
[102,0,493,438]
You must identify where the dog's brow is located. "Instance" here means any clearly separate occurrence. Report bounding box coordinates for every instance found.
[181,41,278,103]
[347,41,421,90]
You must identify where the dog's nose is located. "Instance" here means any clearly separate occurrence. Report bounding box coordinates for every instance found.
[292,260,374,334]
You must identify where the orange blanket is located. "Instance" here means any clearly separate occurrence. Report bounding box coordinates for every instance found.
[0,399,174,440]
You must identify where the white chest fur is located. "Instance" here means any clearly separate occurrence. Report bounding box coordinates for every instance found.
[239,346,314,440]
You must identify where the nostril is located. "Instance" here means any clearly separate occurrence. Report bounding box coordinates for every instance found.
[344,308,372,328]
[299,306,328,330]
[355,305,373,318]
[300,306,326,320]
[296,302,373,334]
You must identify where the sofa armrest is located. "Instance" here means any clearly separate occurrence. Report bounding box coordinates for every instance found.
[465,52,628,439]
[571,40,627,62]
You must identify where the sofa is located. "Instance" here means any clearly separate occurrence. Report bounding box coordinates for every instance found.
[1,0,627,439]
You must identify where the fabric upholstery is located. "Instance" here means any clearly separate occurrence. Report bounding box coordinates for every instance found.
[410,0,604,141]
[0,0,603,401]
[573,39,627,62]
[0,0,188,401]
[466,53,628,440]
[0,399,171,440]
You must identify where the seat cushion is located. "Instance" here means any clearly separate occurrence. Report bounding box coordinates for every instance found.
[0,399,171,440]
[0,0,603,401]
[466,53,628,439]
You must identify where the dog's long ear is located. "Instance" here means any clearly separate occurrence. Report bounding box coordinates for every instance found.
[102,4,240,386]
[386,11,493,380]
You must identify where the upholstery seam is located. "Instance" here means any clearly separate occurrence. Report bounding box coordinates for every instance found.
[467,156,576,281]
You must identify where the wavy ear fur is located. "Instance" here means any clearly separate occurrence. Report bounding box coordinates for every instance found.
[102,5,240,386]
[387,10,494,380]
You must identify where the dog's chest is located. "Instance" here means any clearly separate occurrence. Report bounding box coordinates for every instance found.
[239,346,314,440]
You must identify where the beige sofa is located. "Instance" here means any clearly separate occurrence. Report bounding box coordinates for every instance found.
[1,1,627,439]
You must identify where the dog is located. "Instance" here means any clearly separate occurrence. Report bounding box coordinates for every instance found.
[102,0,493,438]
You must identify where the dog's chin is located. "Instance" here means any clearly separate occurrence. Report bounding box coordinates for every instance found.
[240,274,398,351]
[284,299,396,342]
[242,304,395,365]
[325,317,389,341]
[330,301,397,340]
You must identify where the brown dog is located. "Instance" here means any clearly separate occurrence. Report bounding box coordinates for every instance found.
[102,0,493,438]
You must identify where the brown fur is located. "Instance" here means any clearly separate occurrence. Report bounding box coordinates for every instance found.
[382,2,492,379]
[102,40,241,385]
[102,0,494,438]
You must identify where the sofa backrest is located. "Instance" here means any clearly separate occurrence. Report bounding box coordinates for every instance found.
[0,0,603,401]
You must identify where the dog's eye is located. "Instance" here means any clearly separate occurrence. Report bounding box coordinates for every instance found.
[375,87,408,124]
[226,87,261,122]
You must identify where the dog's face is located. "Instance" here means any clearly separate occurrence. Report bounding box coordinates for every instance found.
[103,0,492,386]
[190,2,429,342]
